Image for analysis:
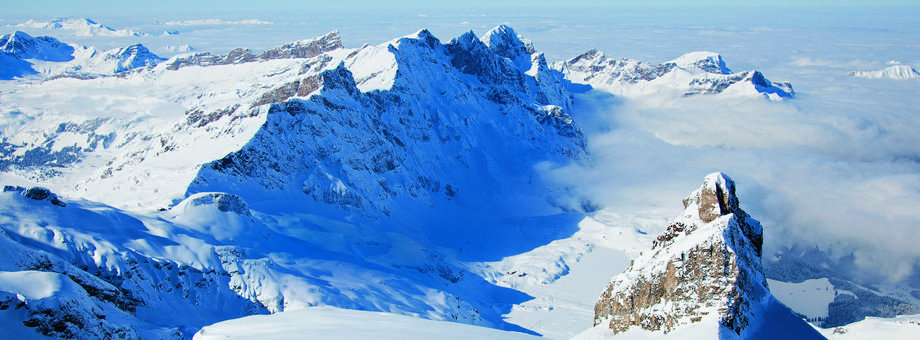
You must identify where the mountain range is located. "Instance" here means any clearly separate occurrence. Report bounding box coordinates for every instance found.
[1,24,916,339]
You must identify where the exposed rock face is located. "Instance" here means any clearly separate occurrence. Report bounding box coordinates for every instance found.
[593,173,823,339]
[187,192,251,215]
[4,186,67,207]
[166,31,343,70]
[682,172,739,223]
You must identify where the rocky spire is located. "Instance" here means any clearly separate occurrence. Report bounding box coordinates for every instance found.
[592,172,825,339]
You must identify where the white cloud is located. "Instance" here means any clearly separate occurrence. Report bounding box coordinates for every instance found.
[162,19,273,26]
[545,80,920,282]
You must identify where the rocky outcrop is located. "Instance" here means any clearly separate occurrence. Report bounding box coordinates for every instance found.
[4,185,67,207]
[186,192,251,215]
[593,173,824,339]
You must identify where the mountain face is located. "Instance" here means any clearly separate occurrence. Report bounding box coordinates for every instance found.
[590,173,825,339]
[188,27,583,219]
[556,50,794,100]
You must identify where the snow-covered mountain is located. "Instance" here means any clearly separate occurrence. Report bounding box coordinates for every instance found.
[0,31,75,61]
[556,50,794,100]
[848,64,920,80]
[0,30,164,79]
[0,26,588,339]
[581,173,825,339]
[13,17,146,37]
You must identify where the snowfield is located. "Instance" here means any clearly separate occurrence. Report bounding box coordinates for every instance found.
[194,306,544,340]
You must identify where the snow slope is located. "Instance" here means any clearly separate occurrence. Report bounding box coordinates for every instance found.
[818,314,920,340]
[193,306,544,340]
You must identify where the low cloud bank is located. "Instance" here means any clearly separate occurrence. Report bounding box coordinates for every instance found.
[546,82,920,283]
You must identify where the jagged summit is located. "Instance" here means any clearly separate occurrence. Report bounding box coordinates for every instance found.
[587,173,825,339]
[669,51,732,75]
[682,172,741,223]
[482,25,535,72]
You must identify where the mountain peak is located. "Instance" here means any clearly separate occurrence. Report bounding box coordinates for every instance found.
[103,43,165,73]
[849,64,920,80]
[590,173,825,339]
[682,172,739,223]
[482,25,534,71]
[0,31,74,62]
[669,51,732,75]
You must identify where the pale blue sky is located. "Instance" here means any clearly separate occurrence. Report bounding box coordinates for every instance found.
[5,0,918,18]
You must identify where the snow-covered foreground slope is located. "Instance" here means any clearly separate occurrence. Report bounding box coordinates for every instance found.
[193,306,544,340]
[818,314,920,339]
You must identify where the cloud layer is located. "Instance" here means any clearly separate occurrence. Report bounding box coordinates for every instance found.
[546,73,920,282]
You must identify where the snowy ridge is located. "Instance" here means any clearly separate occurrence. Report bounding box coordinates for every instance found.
[848,64,920,80]
[0,31,165,79]
[586,173,825,339]
[13,17,146,37]
[0,31,74,62]
[556,50,794,100]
